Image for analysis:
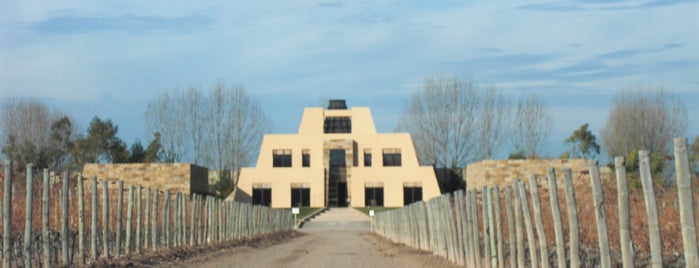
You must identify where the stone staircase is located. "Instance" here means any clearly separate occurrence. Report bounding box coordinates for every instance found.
[301,208,371,231]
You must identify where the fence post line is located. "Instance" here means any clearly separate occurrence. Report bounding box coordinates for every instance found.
[136,186,142,254]
[674,138,699,266]
[126,184,134,255]
[24,164,34,268]
[2,160,11,268]
[116,180,123,257]
[102,179,109,258]
[615,157,634,267]
[516,180,538,268]
[638,151,662,268]
[198,195,203,245]
[90,177,97,260]
[164,190,170,248]
[546,168,566,268]
[43,169,51,268]
[493,186,504,268]
[562,169,580,268]
[528,174,549,268]
[504,186,516,268]
[481,187,491,268]
[589,160,612,268]
[61,171,70,265]
[152,188,158,250]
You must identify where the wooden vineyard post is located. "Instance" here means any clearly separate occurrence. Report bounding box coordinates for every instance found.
[152,188,159,250]
[3,160,11,268]
[547,168,566,268]
[144,187,150,250]
[493,186,504,268]
[116,180,123,257]
[24,164,34,268]
[91,177,97,260]
[516,180,538,268]
[562,169,580,267]
[62,171,70,264]
[136,186,142,254]
[77,174,85,264]
[164,190,170,248]
[615,157,634,267]
[102,180,109,258]
[126,185,134,255]
[482,187,491,268]
[638,151,662,267]
[528,174,549,268]
[513,184,525,268]
[504,186,516,268]
[674,138,699,267]
[589,160,612,268]
[43,169,51,267]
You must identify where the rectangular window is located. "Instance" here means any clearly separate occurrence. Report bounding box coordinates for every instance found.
[382,148,402,167]
[403,187,423,205]
[324,116,351,133]
[252,188,271,206]
[291,188,310,207]
[364,187,384,207]
[302,149,310,167]
[364,149,372,167]
[273,149,292,167]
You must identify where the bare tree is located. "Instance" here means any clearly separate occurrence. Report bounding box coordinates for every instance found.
[398,75,480,168]
[600,86,687,159]
[1,98,76,169]
[144,89,187,162]
[144,82,271,194]
[513,93,552,159]
[477,86,511,159]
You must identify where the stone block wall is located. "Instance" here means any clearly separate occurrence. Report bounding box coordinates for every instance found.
[465,159,612,190]
[82,163,209,195]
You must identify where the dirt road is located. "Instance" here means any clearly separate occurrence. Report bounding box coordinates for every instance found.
[160,208,459,268]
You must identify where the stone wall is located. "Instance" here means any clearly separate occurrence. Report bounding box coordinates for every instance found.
[82,163,209,195]
[465,159,612,190]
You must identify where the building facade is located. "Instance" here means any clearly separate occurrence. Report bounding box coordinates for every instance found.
[231,100,441,208]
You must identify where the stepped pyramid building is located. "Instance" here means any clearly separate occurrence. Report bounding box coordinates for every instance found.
[231,100,440,208]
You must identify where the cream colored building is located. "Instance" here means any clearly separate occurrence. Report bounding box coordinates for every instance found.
[231,100,441,208]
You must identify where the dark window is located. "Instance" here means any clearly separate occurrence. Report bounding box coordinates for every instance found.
[364,149,372,167]
[291,188,310,207]
[403,187,423,205]
[365,187,384,207]
[382,148,402,167]
[273,149,292,167]
[252,188,271,206]
[324,117,351,133]
[302,150,310,167]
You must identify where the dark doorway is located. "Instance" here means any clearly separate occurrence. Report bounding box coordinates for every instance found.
[328,149,346,207]
[338,182,348,207]
[291,188,310,207]
[252,188,271,206]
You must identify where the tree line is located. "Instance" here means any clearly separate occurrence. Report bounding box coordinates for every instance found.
[0,83,270,197]
[1,76,697,190]
[398,75,697,184]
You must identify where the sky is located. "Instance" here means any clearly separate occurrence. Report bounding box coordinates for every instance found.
[1,0,698,161]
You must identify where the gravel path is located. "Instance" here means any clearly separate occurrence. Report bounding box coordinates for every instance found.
[160,208,459,268]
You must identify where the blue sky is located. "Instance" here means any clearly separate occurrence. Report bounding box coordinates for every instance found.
[1,0,698,159]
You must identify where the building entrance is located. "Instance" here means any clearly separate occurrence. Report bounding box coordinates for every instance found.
[328,149,348,207]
